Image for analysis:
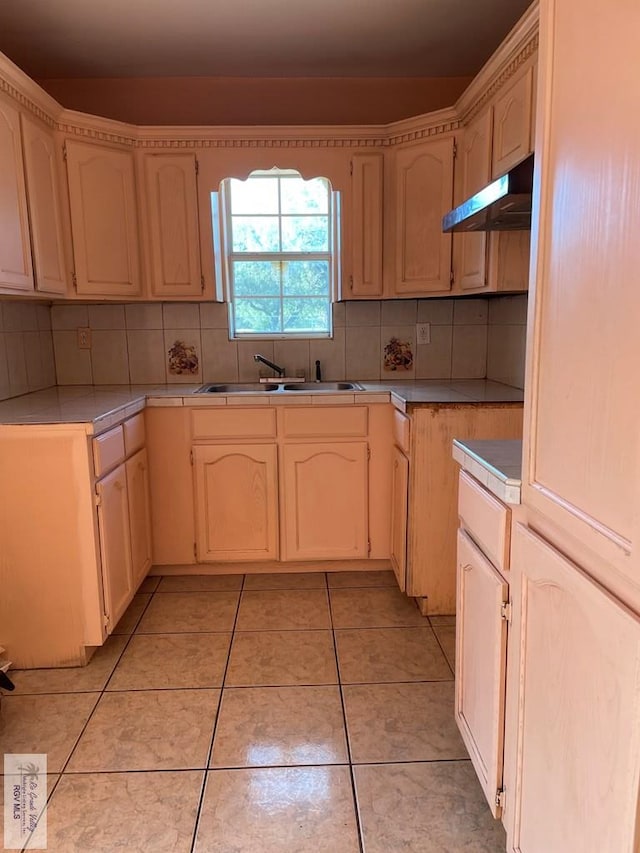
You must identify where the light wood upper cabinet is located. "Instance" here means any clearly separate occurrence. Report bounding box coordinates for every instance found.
[194,443,278,561]
[349,152,383,298]
[487,230,530,292]
[505,525,640,853]
[20,114,68,295]
[65,139,141,296]
[0,97,34,293]
[453,109,492,292]
[96,463,134,631]
[492,66,533,178]
[390,444,409,591]
[280,441,368,561]
[393,136,454,295]
[143,153,203,298]
[126,447,153,588]
[455,528,508,819]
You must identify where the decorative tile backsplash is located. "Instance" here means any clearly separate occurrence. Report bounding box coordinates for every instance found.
[0,294,529,395]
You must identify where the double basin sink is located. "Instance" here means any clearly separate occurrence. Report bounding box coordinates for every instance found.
[196,381,363,394]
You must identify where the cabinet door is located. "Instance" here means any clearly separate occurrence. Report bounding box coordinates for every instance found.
[394,137,454,295]
[390,445,409,591]
[455,529,508,818]
[20,113,68,295]
[126,448,153,588]
[453,109,492,292]
[281,442,368,560]
[487,230,530,292]
[144,153,203,298]
[0,98,34,292]
[194,444,278,561]
[349,152,383,298]
[65,139,141,296]
[492,67,533,178]
[96,464,134,631]
[506,525,640,853]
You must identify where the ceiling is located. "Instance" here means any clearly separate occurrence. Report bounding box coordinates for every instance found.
[0,0,532,80]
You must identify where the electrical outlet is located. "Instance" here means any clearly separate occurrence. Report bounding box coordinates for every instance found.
[416,322,431,345]
[77,327,91,349]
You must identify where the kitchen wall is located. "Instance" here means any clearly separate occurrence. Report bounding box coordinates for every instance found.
[37,76,472,126]
[48,295,527,389]
[0,302,56,401]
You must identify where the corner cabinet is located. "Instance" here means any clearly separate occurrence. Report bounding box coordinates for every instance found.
[0,96,34,293]
[142,152,204,298]
[392,136,454,296]
[64,139,141,297]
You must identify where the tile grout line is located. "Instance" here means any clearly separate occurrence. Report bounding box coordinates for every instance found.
[326,573,366,853]
[188,573,246,853]
[428,617,456,678]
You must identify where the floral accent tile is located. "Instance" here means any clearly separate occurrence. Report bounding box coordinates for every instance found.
[383,338,413,372]
[163,329,202,383]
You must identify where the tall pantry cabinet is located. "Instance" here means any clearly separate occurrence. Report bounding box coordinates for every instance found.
[504,1,640,850]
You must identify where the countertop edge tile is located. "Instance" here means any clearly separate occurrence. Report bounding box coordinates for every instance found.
[452,438,523,505]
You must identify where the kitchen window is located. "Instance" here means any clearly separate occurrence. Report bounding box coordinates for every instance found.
[217,170,338,339]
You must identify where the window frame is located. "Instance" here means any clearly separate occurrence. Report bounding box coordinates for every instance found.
[215,170,340,341]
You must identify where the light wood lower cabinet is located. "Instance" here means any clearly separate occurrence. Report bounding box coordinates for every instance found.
[505,524,640,853]
[280,442,368,560]
[193,444,278,561]
[126,447,153,587]
[456,528,508,818]
[390,444,409,590]
[96,463,134,630]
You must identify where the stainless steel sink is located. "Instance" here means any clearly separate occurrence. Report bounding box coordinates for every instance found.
[196,383,280,393]
[281,382,362,391]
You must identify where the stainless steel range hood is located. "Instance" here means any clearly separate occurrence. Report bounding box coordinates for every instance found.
[442,154,533,232]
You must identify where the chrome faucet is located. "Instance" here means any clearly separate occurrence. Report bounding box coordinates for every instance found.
[253,353,285,377]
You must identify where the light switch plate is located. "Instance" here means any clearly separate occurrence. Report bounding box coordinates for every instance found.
[416,323,431,345]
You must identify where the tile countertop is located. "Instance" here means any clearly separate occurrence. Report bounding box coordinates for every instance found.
[0,381,524,434]
[452,438,523,505]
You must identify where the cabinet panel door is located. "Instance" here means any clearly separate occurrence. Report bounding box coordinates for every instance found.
[96,464,134,631]
[126,448,153,588]
[20,113,67,295]
[281,442,368,560]
[0,98,34,292]
[194,444,278,561]
[144,153,203,297]
[523,0,640,603]
[492,67,533,178]
[487,230,530,292]
[65,140,141,296]
[350,152,383,298]
[453,109,492,292]
[390,446,409,591]
[394,137,454,294]
[455,529,508,818]
[506,525,640,853]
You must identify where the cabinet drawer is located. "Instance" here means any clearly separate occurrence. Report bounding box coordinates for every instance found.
[191,407,277,440]
[393,410,411,454]
[93,425,125,478]
[281,406,368,438]
[123,413,145,456]
[458,469,510,572]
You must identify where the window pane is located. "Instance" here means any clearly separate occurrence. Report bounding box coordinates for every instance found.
[234,298,281,334]
[233,261,281,296]
[283,298,330,333]
[230,177,278,215]
[232,216,280,252]
[281,177,329,214]
[283,261,329,296]
[281,216,329,252]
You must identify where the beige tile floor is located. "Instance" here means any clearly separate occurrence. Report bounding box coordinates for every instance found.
[1,570,506,852]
